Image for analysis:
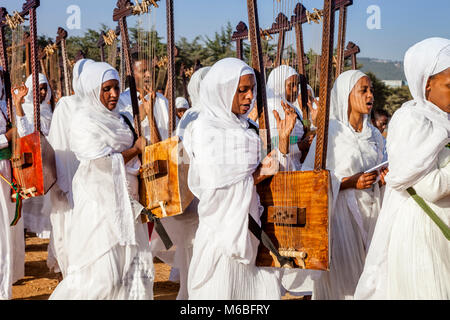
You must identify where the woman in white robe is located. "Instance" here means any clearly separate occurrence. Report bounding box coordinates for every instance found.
[12,73,53,239]
[267,65,305,171]
[141,67,210,300]
[0,68,24,300]
[45,59,94,276]
[147,68,212,300]
[302,70,386,300]
[266,65,322,297]
[183,57,297,300]
[49,62,154,300]
[355,37,450,300]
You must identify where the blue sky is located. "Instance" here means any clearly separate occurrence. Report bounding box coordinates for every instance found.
[5,0,450,61]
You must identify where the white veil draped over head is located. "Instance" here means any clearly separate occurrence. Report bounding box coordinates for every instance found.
[72,58,95,98]
[385,37,450,191]
[266,65,304,139]
[48,58,95,196]
[304,70,384,181]
[175,96,189,110]
[183,57,261,193]
[175,67,211,139]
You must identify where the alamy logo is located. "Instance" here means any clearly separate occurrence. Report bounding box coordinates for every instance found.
[367,5,381,30]
[66,5,81,30]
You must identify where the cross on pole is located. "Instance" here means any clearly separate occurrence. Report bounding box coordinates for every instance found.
[344,41,360,70]
[335,0,353,78]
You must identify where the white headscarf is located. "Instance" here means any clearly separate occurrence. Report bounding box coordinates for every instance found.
[266,65,304,142]
[24,73,51,105]
[308,70,383,178]
[330,70,369,128]
[175,67,211,139]
[184,57,260,193]
[72,58,95,97]
[70,62,133,161]
[187,67,211,108]
[385,37,450,191]
[175,96,189,110]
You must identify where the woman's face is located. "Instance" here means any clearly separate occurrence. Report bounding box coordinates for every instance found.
[100,79,120,111]
[348,76,374,117]
[39,83,48,104]
[231,74,255,116]
[426,67,450,113]
[285,74,299,103]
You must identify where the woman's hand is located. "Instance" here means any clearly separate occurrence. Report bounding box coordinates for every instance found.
[341,172,378,190]
[11,83,28,109]
[253,149,279,185]
[379,167,389,187]
[122,136,147,164]
[133,136,147,155]
[273,101,297,155]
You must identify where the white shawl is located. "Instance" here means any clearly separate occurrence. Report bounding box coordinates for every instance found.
[385,38,450,191]
[176,67,211,140]
[48,59,94,197]
[66,62,138,271]
[183,58,261,264]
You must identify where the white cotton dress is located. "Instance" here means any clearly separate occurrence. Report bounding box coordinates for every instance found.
[0,98,24,300]
[354,38,450,300]
[49,62,154,300]
[183,58,282,300]
[302,70,386,300]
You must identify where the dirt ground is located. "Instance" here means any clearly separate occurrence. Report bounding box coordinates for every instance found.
[12,233,301,300]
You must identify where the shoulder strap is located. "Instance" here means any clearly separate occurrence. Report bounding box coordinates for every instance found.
[248,213,295,267]
[406,187,450,241]
[121,114,138,144]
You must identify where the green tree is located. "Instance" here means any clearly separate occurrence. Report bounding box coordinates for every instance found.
[366,71,391,113]
[385,86,412,115]
[202,22,236,65]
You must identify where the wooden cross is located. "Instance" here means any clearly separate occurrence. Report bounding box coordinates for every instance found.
[113,0,143,137]
[56,27,72,96]
[344,41,360,70]
[269,13,293,68]
[232,12,292,68]
[246,0,271,150]
[97,26,120,62]
[335,0,353,78]
[315,0,336,170]
[291,3,308,76]
[231,21,248,61]
[290,3,310,123]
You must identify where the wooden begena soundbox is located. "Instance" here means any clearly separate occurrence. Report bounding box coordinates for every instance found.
[142,136,193,218]
[11,131,56,199]
[244,0,341,271]
[112,0,194,219]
